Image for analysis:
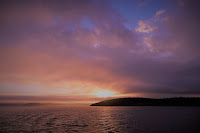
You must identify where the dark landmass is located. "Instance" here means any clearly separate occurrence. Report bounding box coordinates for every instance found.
[90,97,200,106]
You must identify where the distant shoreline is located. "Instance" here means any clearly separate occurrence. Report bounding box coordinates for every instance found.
[90,97,200,106]
[0,103,65,106]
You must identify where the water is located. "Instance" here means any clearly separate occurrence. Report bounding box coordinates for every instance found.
[0,106,199,133]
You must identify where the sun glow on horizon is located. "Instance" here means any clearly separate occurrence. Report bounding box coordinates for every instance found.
[94,90,115,97]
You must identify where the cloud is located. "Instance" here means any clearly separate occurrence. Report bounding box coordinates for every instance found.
[0,0,200,103]
[135,9,166,34]
[135,9,168,53]
[135,20,158,33]
[127,0,200,96]
[0,0,138,98]
[164,0,200,57]
[139,0,200,57]
[155,10,166,17]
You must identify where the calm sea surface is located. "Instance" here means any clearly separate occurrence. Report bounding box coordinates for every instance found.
[0,106,199,133]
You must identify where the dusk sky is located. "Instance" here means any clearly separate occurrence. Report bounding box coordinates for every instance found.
[0,0,200,104]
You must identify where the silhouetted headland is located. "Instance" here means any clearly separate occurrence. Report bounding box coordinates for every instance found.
[90,97,200,106]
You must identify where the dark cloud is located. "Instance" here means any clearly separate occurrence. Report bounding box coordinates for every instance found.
[164,0,200,57]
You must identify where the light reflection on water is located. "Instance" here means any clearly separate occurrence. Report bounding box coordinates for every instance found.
[0,106,199,133]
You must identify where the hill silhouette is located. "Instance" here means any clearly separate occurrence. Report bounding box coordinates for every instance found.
[90,97,200,106]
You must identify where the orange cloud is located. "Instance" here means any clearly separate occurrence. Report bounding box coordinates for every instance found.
[135,20,158,33]
[155,10,166,17]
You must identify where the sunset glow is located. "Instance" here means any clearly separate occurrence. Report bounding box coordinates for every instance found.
[94,90,115,98]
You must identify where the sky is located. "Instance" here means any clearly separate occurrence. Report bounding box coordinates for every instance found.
[0,0,200,104]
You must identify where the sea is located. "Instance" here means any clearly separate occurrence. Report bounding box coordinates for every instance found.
[0,105,199,133]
